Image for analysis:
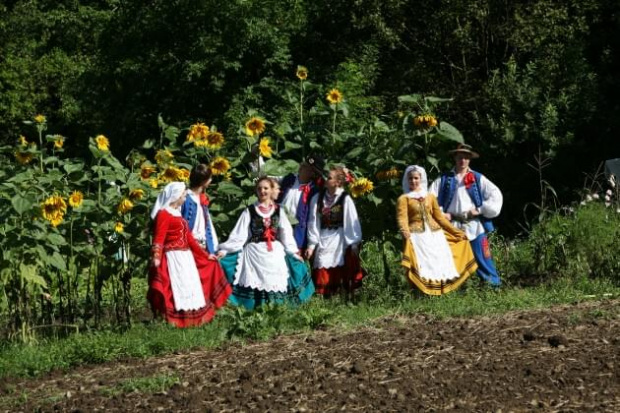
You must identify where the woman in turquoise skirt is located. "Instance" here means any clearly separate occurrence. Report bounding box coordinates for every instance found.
[216,177,314,309]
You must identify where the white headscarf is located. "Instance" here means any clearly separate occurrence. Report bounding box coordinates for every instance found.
[402,165,428,198]
[150,182,186,219]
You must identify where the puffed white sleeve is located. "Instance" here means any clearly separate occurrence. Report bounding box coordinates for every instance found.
[428,177,441,197]
[278,207,300,254]
[479,175,503,218]
[343,195,362,247]
[306,194,320,250]
[217,208,251,255]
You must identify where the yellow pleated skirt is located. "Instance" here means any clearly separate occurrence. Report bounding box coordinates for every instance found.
[401,230,478,296]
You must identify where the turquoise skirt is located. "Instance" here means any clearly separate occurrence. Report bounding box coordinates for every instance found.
[220,251,315,310]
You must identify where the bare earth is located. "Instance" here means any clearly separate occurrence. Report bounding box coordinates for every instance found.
[1,299,619,412]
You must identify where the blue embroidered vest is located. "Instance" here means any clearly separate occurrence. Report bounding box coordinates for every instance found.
[181,195,216,253]
[437,169,495,233]
[278,173,319,249]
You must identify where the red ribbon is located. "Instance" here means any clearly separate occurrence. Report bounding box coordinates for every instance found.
[300,183,311,203]
[263,225,276,251]
[463,172,475,189]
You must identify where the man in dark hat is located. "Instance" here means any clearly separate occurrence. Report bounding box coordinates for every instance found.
[429,143,503,286]
[251,152,326,250]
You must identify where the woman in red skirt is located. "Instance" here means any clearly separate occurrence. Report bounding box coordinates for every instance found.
[148,182,231,327]
[305,166,365,298]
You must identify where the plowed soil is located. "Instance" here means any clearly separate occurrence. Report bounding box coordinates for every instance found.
[1,299,619,412]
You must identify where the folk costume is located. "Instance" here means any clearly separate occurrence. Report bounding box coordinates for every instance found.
[429,145,503,286]
[307,188,365,294]
[218,202,315,310]
[181,191,218,254]
[398,166,477,295]
[147,182,231,327]
[252,153,325,250]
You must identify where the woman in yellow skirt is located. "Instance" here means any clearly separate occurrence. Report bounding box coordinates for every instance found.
[397,165,478,295]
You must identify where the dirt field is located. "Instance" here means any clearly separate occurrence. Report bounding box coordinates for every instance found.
[1,299,619,412]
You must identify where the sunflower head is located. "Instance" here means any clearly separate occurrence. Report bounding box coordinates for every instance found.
[18,135,28,147]
[117,198,134,215]
[154,149,174,166]
[114,222,124,233]
[413,114,438,129]
[53,135,65,149]
[15,151,34,165]
[296,66,308,80]
[259,138,273,158]
[326,89,343,105]
[245,117,266,137]
[376,168,400,181]
[160,166,184,183]
[187,122,209,142]
[204,131,225,150]
[210,156,231,176]
[95,135,110,151]
[149,178,160,188]
[129,188,145,201]
[68,191,84,208]
[140,164,157,180]
[41,195,67,226]
[349,177,374,198]
[34,114,47,124]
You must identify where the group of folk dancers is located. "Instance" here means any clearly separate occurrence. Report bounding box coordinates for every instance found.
[147,143,503,327]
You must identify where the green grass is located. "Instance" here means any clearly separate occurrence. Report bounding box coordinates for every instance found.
[0,275,618,380]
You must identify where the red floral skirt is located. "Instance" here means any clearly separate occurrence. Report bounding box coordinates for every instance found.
[312,248,366,295]
[147,250,231,328]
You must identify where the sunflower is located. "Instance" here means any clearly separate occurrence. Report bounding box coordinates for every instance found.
[296,66,308,80]
[68,191,84,208]
[129,189,145,201]
[53,135,65,149]
[376,168,400,181]
[413,114,438,129]
[245,117,266,137]
[187,122,209,142]
[149,178,159,188]
[117,198,134,214]
[95,135,110,151]
[140,164,157,180]
[34,114,47,124]
[326,88,343,105]
[205,131,225,150]
[179,168,190,182]
[349,177,374,198]
[18,135,28,146]
[210,156,231,175]
[41,195,67,227]
[154,149,174,165]
[259,138,273,158]
[15,151,34,165]
[114,222,124,233]
[160,166,184,183]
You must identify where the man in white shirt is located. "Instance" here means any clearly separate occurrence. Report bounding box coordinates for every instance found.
[429,144,503,286]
